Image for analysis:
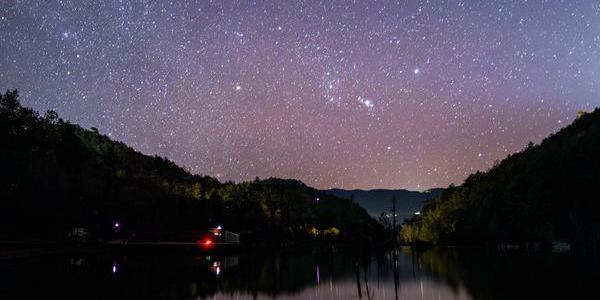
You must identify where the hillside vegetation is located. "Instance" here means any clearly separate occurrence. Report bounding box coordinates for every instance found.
[401,109,600,247]
[0,90,381,244]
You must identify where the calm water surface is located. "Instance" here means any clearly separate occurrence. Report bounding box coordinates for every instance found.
[1,247,598,299]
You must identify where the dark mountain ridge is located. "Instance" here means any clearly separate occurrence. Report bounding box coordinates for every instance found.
[0,90,381,244]
[401,109,600,247]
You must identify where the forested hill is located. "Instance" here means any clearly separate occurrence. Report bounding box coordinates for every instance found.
[0,90,381,243]
[401,109,600,247]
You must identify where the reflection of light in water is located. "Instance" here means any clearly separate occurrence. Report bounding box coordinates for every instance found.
[212,261,221,276]
[112,263,117,275]
[102,251,474,299]
[316,265,320,285]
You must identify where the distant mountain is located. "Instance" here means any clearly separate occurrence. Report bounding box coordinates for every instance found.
[402,109,600,247]
[322,188,443,222]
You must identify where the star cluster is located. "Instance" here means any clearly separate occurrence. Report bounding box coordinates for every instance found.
[2,1,599,190]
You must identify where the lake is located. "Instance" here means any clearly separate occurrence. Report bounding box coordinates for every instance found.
[1,247,598,299]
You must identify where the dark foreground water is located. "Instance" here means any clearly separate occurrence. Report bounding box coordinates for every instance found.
[1,247,599,299]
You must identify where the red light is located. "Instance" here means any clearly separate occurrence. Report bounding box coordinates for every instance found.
[197,238,214,248]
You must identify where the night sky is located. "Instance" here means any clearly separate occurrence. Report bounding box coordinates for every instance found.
[2,1,599,190]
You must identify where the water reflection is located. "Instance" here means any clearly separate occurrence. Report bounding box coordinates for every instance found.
[1,247,599,299]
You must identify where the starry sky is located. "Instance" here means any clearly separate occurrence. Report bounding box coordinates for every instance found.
[1,1,600,190]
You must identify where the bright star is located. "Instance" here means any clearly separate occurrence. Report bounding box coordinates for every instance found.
[358,96,374,109]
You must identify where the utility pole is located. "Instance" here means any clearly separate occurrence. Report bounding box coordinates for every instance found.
[392,196,397,246]
[392,195,399,298]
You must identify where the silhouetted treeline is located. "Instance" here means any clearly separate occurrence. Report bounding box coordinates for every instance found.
[401,108,600,248]
[0,90,381,244]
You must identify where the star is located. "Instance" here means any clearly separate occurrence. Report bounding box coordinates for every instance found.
[1,0,598,190]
